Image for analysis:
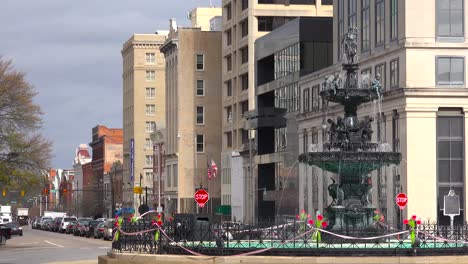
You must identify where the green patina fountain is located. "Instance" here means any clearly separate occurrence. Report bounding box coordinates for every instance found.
[298,27,401,230]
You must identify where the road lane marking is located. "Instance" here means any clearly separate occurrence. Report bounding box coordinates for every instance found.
[44,240,64,248]
[98,246,110,249]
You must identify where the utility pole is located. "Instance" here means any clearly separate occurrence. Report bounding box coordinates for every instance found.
[39,195,42,216]
[139,173,143,206]
[45,195,48,211]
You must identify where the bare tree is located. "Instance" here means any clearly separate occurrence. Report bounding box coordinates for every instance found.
[0,57,52,190]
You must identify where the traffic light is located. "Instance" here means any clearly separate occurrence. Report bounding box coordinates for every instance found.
[63,188,67,194]
[2,189,5,197]
[20,190,25,197]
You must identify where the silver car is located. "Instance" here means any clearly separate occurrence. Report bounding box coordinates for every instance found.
[102,219,114,240]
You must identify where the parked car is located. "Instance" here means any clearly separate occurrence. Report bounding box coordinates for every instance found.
[94,222,105,239]
[0,225,12,245]
[41,220,53,231]
[2,222,22,236]
[102,219,114,240]
[51,217,62,232]
[60,217,77,233]
[66,221,76,234]
[86,220,102,238]
[78,220,91,236]
[31,218,41,229]
[73,218,91,236]
[37,217,52,230]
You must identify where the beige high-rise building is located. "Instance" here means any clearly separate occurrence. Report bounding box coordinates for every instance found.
[298,0,468,226]
[220,0,333,220]
[161,10,223,215]
[121,33,167,213]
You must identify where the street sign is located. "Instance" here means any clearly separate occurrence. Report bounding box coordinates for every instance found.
[133,187,142,194]
[395,193,408,209]
[194,189,209,208]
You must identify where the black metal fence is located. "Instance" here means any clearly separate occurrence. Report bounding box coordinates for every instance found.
[112,220,468,256]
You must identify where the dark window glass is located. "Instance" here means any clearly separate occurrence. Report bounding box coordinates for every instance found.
[375,63,386,91]
[437,57,464,85]
[348,0,357,29]
[311,85,320,110]
[196,54,204,70]
[196,106,204,124]
[390,59,399,89]
[242,0,248,10]
[226,55,232,71]
[337,0,344,60]
[226,80,232,96]
[241,46,248,64]
[241,19,248,37]
[303,88,310,113]
[390,0,398,40]
[241,100,249,115]
[375,0,385,46]
[226,132,232,147]
[225,3,232,20]
[226,30,232,46]
[361,0,370,51]
[241,73,248,90]
[196,134,204,152]
[258,17,273,31]
[437,0,464,37]
[196,80,204,96]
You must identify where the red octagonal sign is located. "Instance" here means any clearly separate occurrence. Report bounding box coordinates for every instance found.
[194,189,209,208]
[396,193,408,209]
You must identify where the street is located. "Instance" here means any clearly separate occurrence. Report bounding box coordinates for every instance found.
[0,226,109,264]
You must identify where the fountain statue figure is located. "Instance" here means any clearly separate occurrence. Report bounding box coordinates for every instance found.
[298,28,401,231]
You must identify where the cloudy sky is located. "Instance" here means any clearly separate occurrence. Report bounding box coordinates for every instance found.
[0,0,221,169]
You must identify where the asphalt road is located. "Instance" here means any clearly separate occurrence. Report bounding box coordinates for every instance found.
[0,225,110,264]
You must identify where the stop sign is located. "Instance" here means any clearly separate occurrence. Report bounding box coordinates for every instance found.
[194,189,209,208]
[396,193,408,209]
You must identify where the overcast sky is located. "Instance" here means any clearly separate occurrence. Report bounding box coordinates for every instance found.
[0,0,221,169]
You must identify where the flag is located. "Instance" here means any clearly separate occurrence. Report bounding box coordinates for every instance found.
[207,159,212,180]
[210,159,218,179]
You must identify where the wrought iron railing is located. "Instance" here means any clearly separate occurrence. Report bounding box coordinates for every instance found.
[112,220,468,256]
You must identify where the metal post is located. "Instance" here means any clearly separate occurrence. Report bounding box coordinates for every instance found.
[45,195,48,211]
[139,173,142,206]
[145,186,148,206]
[249,129,253,224]
[39,195,42,216]
[195,134,199,214]
[158,143,162,213]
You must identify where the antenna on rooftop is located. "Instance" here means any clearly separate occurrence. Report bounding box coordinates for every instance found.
[209,0,214,7]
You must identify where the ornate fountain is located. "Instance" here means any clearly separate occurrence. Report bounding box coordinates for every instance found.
[298,28,401,230]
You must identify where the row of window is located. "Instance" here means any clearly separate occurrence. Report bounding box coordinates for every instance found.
[224,75,248,96]
[274,43,300,79]
[224,128,250,148]
[225,100,249,123]
[224,46,249,70]
[275,83,300,113]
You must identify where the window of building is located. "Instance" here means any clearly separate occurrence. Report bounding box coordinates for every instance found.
[145,104,155,116]
[241,19,248,37]
[375,0,385,46]
[337,0,344,60]
[311,85,320,110]
[242,0,248,10]
[241,46,248,64]
[226,106,233,122]
[166,164,172,187]
[196,80,205,96]
[145,155,153,166]
[361,68,371,76]
[437,114,464,225]
[241,73,248,90]
[436,57,465,86]
[390,59,399,89]
[146,53,155,64]
[240,100,249,116]
[392,110,400,152]
[303,88,310,113]
[390,0,398,40]
[226,131,232,148]
[258,17,273,32]
[303,129,308,153]
[145,138,153,149]
[437,0,464,38]
[196,54,204,71]
[226,80,232,96]
[275,83,300,113]
[361,0,371,51]
[196,134,204,153]
[145,172,152,182]
[146,70,155,81]
[375,63,386,91]
[377,113,386,142]
[241,129,249,144]
[196,106,204,125]
[226,29,232,46]
[173,165,178,187]
[225,3,232,20]
[145,87,155,99]
[145,121,156,132]
[226,55,232,71]
[348,0,357,29]
[274,43,300,79]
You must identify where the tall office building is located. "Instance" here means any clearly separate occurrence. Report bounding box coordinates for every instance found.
[298,0,468,225]
[220,0,333,222]
[122,33,167,214]
[161,8,223,215]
